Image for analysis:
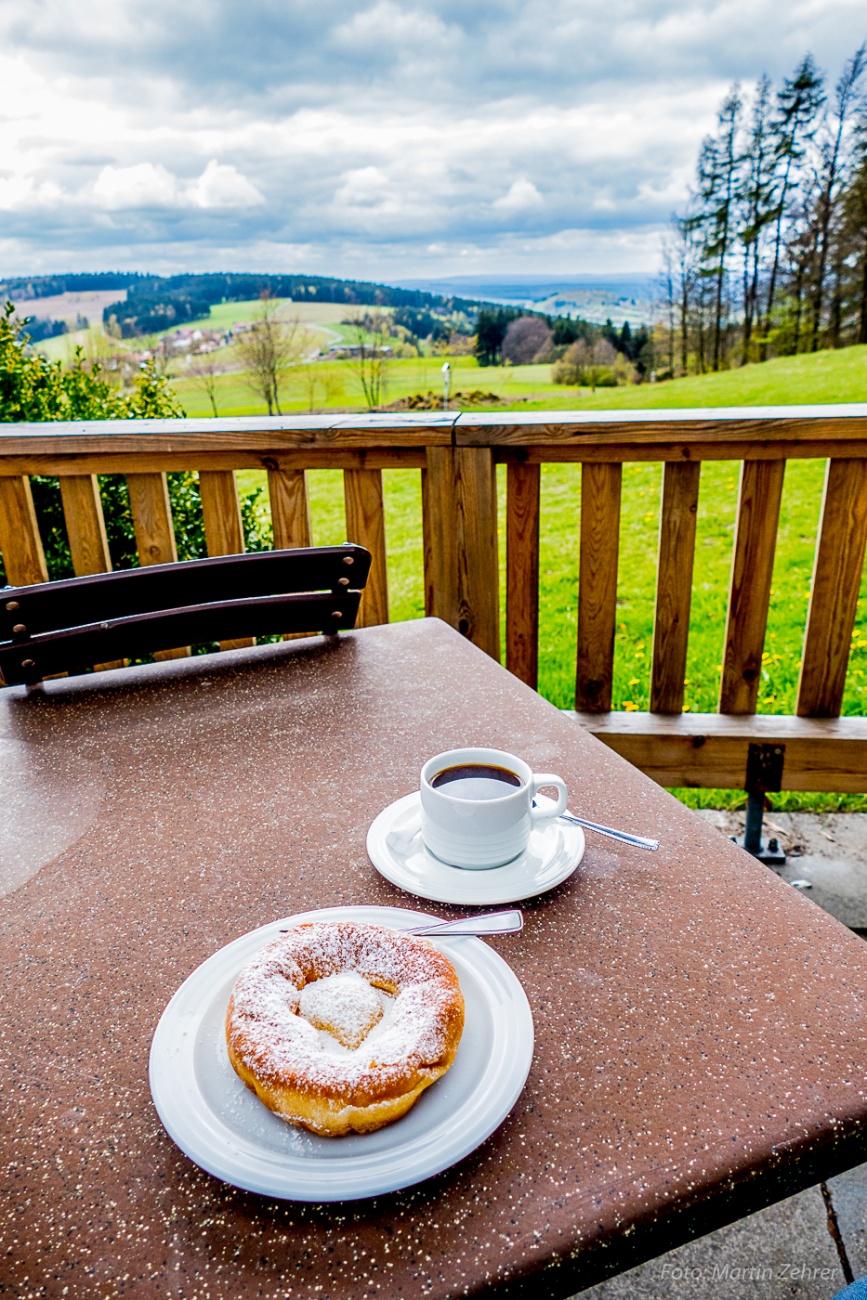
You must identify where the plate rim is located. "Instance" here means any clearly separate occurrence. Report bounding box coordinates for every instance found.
[367,792,585,904]
[149,904,534,1201]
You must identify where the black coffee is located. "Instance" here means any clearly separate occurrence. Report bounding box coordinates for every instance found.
[430,764,522,801]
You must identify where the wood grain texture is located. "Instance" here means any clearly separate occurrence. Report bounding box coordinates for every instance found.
[198,469,252,650]
[0,476,48,585]
[506,460,540,688]
[343,468,389,627]
[719,460,785,714]
[650,461,700,714]
[1,405,865,456]
[59,475,112,575]
[497,441,867,464]
[266,466,314,641]
[569,709,867,792]
[423,448,458,628]
[454,448,500,660]
[126,471,188,661]
[267,468,312,550]
[59,475,123,671]
[0,449,429,477]
[422,446,500,659]
[457,409,867,447]
[576,462,622,712]
[797,458,867,717]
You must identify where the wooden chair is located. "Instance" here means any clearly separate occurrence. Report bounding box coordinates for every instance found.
[0,545,371,686]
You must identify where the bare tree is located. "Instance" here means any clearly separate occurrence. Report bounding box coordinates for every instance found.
[344,311,390,410]
[299,361,337,413]
[237,295,305,416]
[188,355,222,418]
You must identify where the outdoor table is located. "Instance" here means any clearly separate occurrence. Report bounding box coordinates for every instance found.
[2,616,866,1298]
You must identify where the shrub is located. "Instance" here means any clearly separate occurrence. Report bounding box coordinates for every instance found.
[501,317,554,365]
[0,303,269,585]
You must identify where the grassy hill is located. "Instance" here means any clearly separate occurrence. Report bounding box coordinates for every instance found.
[168,338,867,418]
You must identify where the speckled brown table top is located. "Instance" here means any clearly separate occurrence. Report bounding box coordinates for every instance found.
[2,618,866,1299]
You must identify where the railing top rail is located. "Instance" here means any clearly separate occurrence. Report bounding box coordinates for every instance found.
[2,405,867,464]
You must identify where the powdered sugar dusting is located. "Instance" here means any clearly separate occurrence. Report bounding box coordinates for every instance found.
[299,971,384,1049]
[226,922,463,1101]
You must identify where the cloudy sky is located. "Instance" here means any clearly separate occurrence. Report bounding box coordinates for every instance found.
[0,0,864,281]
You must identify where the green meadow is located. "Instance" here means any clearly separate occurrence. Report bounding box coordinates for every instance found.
[34,316,867,810]
[228,342,867,813]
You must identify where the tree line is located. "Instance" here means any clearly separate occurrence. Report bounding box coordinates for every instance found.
[663,42,867,373]
[475,306,653,380]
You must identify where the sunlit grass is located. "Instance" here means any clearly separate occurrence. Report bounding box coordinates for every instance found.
[151,343,867,810]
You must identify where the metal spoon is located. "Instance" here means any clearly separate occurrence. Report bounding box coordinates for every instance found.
[559,810,659,852]
[397,908,523,936]
[278,909,523,937]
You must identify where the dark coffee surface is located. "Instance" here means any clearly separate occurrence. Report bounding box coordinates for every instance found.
[431,763,522,801]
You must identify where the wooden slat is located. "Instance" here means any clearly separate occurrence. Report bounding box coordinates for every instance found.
[267,467,314,642]
[719,460,785,714]
[422,447,500,660]
[570,709,867,793]
[650,461,700,714]
[59,475,112,575]
[797,458,867,717]
[126,472,188,661]
[343,469,389,627]
[59,475,123,672]
[267,468,312,550]
[423,450,457,629]
[576,462,622,712]
[0,476,48,585]
[506,461,540,688]
[198,470,252,651]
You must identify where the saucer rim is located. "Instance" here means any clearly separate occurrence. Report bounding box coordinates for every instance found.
[366,791,585,905]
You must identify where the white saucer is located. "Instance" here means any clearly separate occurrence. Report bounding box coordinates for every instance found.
[366,792,585,905]
[149,905,534,1201]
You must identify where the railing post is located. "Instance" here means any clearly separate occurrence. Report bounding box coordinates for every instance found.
[59,474,125,672]
[576,462,622,712]
[506,460,540,688]
[719,460,785,714]
[127,472,189,660]
[797,458,867,717]
[343,468,389,627]
[650,461,700,714]
[423,446,499,660]
[0,477,48,586]
[199,469,252,651]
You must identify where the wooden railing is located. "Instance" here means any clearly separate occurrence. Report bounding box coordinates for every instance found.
[2,406,867,793]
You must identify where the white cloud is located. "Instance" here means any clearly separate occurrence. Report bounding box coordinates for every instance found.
[494,179,543,212]
[0,0,863,275]
[186,160,264,209]
[92,162,179,209]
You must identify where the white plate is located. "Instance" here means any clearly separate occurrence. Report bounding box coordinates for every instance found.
[366,792,585,905]
[149,905,534,1201]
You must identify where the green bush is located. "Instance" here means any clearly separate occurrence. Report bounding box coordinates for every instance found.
[0,302,269,584]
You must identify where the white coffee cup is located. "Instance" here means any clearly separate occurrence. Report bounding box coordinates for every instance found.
[420,747,568,869]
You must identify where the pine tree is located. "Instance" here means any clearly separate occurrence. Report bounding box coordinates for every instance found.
[809,43,866,349]
[761,56,825,357]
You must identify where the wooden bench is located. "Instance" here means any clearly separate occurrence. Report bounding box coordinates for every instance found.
[1,407,866,845]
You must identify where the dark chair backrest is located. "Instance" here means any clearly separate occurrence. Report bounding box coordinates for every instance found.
[0,545,371,686]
